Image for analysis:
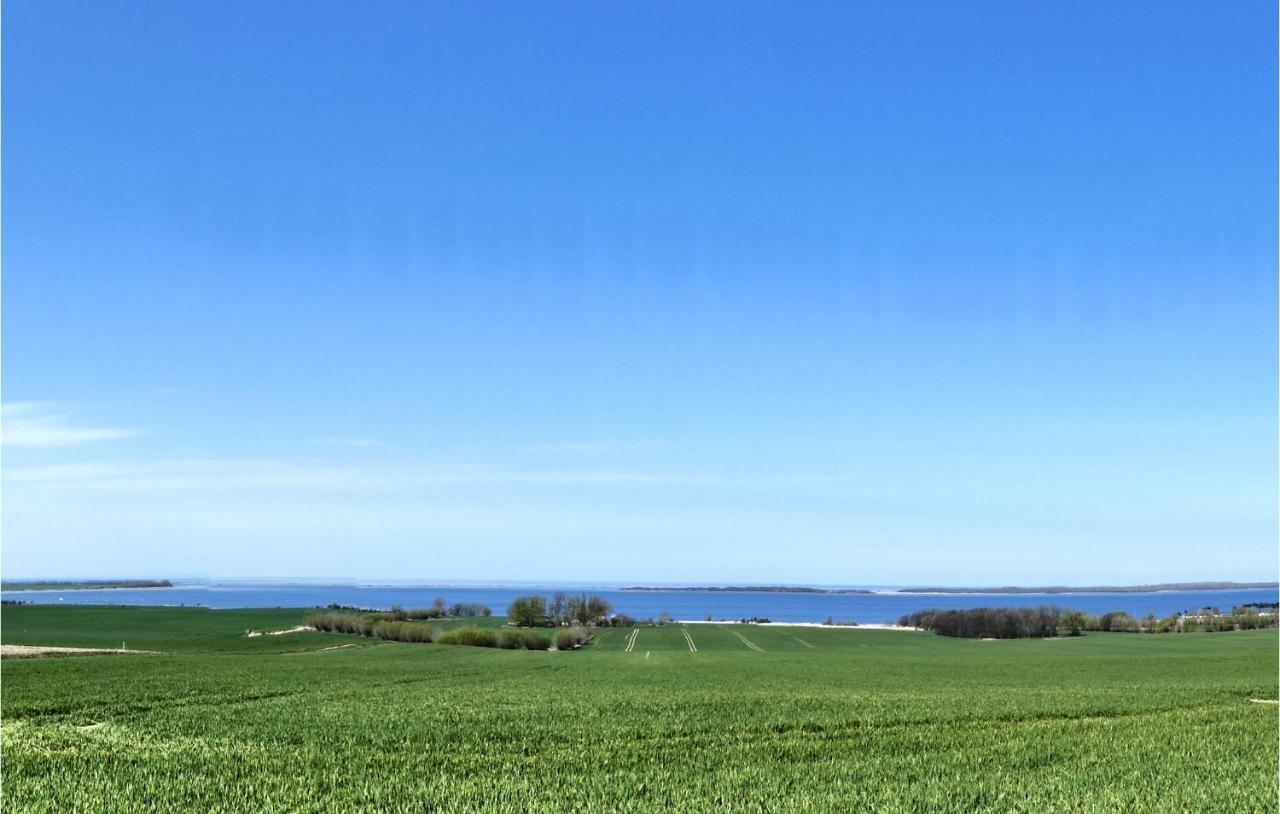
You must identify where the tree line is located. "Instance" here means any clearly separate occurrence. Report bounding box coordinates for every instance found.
[506,593,617,627]
[899,605,1278,638]
[304,607,597,651]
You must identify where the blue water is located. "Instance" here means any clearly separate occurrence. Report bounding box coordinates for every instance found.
[3,583,1276,624]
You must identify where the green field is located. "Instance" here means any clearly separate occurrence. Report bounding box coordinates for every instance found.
[2,605,1276,812]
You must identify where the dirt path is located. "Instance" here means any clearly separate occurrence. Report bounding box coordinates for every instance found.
[282,643,360,656]
[245,625,314,637]
[1,644,158,659]
[678,620,921,632]
[623,628,639,653]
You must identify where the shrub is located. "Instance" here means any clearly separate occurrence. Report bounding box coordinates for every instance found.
[498,629,551,650]
[436,627,497,647]
[1098,611,1139,633]
[553,626,591,650]
[305,609,435,643]
[449,603,492,618]
[406,607,444,620]
[305,609,369,635]
[372,620,435,643]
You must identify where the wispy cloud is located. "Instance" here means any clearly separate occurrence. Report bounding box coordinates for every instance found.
[304,437,389,450]
[527,440,656,455]
[2,456,776,493]
[1,402,139,447]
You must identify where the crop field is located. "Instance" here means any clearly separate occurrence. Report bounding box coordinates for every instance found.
[2,605,1277,812]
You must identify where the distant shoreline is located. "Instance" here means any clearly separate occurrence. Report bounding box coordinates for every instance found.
[0,580,173,592]
[624,581,1278,595]
[894,582,1278,594]
[622,586,874,594]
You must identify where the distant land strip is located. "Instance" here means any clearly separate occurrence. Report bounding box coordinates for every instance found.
[1,579,174,592]
[622,582,1278,595]
[895,582,1279,594]
[622,586,874,594]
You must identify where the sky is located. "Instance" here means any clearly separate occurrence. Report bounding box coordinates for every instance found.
[2,1,1276,585]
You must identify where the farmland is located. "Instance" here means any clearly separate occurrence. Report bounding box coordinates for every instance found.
[2,605,1277,812]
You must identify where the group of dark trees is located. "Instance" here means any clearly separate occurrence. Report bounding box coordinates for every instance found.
[900,606,1065,639]
[900,604,1278,638]
[507,593,615,627]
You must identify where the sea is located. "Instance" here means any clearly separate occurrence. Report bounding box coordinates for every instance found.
[3,582,1276,624]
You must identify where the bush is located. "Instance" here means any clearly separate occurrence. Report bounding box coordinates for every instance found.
[436,627,498,647]
[449,603,491,618]
[553,626,591,650]
[305,609,434,642]
[406,607,444,620]
[305,609,369,635]
[372,620,435,643]
[1098,611,1139,632]
[498,629,551,650]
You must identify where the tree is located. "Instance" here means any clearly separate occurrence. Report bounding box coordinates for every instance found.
[1062,610,1087,636]
[506,595,548,627]
[586,595,613,625]
[432,597,447,614]
[551,592,567,624]
[564,595,586,626]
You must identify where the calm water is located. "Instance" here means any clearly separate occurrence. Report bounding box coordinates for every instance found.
[3,583,1276,623]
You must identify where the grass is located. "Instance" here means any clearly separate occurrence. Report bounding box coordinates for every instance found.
[2,605,1277,812]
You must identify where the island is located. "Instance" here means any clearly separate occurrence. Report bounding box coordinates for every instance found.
[893,581,1279,594]
[0,579,174,592]
[622,586,874,594]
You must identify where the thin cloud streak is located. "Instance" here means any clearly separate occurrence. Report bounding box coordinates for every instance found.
[304,437,390,450]
[1,402,139,447]
[527,440,657,455]
[4,458,717,492]
[2,456,851,493]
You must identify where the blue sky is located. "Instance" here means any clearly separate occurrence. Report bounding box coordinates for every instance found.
[3,1,1275,585]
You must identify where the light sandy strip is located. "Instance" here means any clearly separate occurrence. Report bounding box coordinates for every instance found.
[678,621,920,632]
[282,643,360,656]
[246,626,315,637]
[1,644,159,658]
[731,630,763,652]
[681,627,698,652]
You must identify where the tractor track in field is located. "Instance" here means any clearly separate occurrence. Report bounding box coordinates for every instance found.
[623,629,639,653]
[731,630,764,652]
[681,627,698,652]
